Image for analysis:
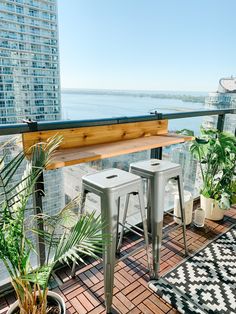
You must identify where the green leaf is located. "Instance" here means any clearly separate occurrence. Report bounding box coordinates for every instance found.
[53,211,108,266]
[176,129,194,136]
[219,193,231,210]
[21,265,53,286]
[195,138,209,144]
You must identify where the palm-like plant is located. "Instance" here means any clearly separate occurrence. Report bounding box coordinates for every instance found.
[190,128,236,209]
[0,137,105,313]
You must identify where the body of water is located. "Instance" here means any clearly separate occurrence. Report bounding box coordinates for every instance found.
[61,91,207,134]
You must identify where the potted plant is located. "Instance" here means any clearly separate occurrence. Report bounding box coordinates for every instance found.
[190,128,236,220]
[0,137,105,314]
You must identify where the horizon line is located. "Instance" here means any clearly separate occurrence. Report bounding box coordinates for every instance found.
[61,87,210,94]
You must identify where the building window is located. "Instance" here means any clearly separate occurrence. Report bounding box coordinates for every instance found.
[16,6,24,14]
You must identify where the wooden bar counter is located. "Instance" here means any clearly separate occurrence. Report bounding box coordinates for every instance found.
[22,120,193,169]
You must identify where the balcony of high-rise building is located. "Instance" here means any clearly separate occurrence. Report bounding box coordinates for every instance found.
[0,1,236,314]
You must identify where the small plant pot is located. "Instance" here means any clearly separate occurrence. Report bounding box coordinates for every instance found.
[200,195,225,221]
[7,291,66,314]
[193,207,205,227]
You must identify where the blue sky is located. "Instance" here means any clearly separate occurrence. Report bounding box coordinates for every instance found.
[58,1,235,92]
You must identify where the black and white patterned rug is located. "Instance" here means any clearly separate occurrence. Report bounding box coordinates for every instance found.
[149,226,236,314]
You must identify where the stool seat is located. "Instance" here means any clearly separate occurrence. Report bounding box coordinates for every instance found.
[130,159,180,175]
[82,168,141,190]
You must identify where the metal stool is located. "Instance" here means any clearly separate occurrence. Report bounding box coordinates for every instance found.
[72,168,150,313]
[119,159,189,279]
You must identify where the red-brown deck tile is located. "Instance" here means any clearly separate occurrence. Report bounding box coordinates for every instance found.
[0,207,235,314]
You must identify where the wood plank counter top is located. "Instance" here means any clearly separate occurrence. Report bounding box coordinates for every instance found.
[22,120,193,170]
[46,133,192,170]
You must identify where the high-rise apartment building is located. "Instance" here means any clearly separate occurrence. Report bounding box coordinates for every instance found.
[0,0,61,123]
[204,77,236,134]
[0,0,64,215]
[0,0,64,284]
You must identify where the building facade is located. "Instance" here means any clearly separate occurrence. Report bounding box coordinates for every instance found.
[204,77,236,134]
[0,0,61,123]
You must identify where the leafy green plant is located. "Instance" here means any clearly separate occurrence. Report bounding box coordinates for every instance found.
[0,137,105,313]
[189,128,236,209]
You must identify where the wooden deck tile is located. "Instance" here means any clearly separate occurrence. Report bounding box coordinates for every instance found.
[70,297,87,314]
[0,207,235,314]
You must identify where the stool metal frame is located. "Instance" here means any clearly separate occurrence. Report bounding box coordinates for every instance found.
[119,159,188,279]
[71,168,150,313]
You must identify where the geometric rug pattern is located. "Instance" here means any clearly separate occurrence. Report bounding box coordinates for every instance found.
[149,226,236,314]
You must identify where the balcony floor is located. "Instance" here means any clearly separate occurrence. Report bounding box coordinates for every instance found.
[1,206,236,314]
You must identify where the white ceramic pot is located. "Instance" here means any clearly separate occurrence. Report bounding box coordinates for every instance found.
[7,291,66,314]
[200,194,225,221]
[174,191,193,225]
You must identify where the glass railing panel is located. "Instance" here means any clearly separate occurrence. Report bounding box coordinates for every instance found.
[61,141,199,229]
[0,135,64,286]
[224,114,236,134]
[0,134,35,285]
[168,116,203,195]
[0,135,19,284]
[62,151,151,229]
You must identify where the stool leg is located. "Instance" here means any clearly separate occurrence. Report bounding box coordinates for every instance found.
[101,193,118,314]
[146,179,152,232]
[176,174,189,256]
[151,176,165,279]
[137,184,151,273]
[115,197,121,253]
[80,186,87,214]
[71,188,87,278]
[116,193,130,253]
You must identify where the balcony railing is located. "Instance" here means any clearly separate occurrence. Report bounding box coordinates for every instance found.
[0,108,235,134]
[0,107,235,289]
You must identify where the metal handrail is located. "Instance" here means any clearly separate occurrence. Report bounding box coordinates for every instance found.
[0,108,235,135]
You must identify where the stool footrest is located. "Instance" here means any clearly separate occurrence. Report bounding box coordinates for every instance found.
[119,222,144,238]
[165,211,174,217]
[125,221,145,234]
[165,212,182,220]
